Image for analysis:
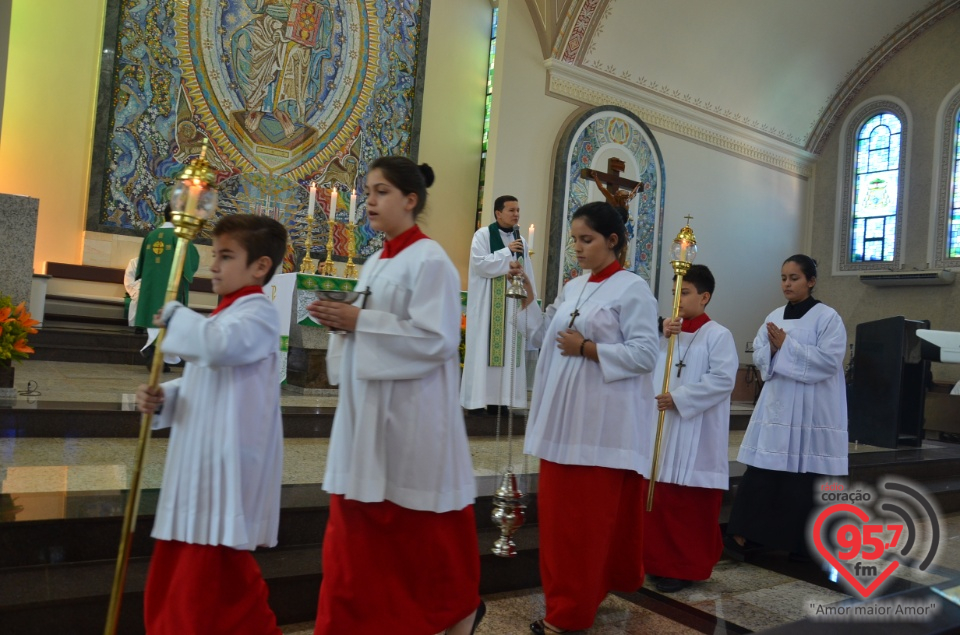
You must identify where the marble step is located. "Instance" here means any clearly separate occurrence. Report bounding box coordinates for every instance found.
[29,325,147,366]
[0,403,526,438]
[0,484,540,569]
[0,522,542,635]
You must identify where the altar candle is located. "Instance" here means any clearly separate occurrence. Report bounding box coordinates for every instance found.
[329,188,338,221]
[349,189,357,225]
[528,224,535,251]
[307,182,316,218]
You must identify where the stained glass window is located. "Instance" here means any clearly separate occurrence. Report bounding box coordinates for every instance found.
[948,111,960,258]
[476,8,498,229]
[849,113,901,262]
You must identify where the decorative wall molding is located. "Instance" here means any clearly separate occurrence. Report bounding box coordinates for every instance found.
[546,61,816,178]
[808,0,960,155]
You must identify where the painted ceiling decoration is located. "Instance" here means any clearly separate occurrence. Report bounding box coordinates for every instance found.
[524,0,960,174]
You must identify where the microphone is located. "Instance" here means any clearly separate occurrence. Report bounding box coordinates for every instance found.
[512,225,522,260]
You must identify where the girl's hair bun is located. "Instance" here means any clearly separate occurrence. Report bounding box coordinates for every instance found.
[419,163,435,188]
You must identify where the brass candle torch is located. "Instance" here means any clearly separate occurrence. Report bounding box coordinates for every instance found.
[103,142,219,635]
[646,217,697,512]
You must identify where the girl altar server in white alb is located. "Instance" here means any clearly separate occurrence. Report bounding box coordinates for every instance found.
[307,157,484,635]
[728,254,848,559]
[518,201,660,634]
[641,264,739,594]
[136,215,289,635]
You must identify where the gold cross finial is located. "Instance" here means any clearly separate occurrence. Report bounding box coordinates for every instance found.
[684,214,694,225]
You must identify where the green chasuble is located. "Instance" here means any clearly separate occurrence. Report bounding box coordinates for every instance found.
[134,226,200,328]
[487,223,521,367]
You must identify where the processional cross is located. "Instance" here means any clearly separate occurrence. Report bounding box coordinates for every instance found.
[580,157,645,211]
[569,158,646,327]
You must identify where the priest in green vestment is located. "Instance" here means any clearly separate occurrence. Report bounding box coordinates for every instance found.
[460,195,538,414]
[134,205,200,364]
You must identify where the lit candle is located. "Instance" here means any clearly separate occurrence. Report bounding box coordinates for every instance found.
[183,180,202,217]
[349,189,357,225]
[307,182,316,219]
[329,188,338,221]
[527,224,535,251]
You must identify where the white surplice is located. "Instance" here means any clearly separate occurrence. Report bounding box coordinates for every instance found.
[460,226,538,409]
[737,302,848,475]
[641,320,738,489]
[324,239,476,513]
[152,294,284,550]
[522,271,659,473]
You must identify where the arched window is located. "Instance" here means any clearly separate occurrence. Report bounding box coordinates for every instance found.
[836,100,909,272]
[932,87,960,269]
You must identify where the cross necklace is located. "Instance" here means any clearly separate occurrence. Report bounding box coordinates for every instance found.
[674,328,701,377]
[568,275,615,329]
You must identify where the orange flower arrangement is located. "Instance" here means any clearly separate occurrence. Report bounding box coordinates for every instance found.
[0,296,39,364]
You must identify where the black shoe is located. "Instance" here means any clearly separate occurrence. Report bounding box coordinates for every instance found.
[655,577,692,593]
[470,600,486,635]
[530,619,567,634]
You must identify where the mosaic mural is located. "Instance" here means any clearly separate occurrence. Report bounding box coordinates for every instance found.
[97,0,427,260]
[548,107,665,299]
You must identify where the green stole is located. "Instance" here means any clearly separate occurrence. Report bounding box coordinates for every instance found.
[487,223,521,367]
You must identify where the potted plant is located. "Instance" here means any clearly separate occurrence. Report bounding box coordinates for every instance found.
[0,296,39,396]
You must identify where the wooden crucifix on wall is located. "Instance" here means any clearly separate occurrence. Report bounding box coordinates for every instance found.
[580,157,644,210]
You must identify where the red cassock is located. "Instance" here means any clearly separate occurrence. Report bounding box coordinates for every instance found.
[641,480,723,581]
[538,460,646,631]
[314,495,481,635]
[144,540,281,635]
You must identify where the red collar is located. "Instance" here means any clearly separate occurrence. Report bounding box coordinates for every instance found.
[588,260,623,283]
[681,312,711,333]
[212,285,263,315]
[382,225,429,259]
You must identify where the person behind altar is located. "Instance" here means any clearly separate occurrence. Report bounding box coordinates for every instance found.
[460,194,538,416]
[640,264,738,593]
[306,157,484,634]
[134,203,200,370]
[135,214,288,635]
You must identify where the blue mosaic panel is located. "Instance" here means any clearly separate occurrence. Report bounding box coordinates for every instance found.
[98,0,426,262]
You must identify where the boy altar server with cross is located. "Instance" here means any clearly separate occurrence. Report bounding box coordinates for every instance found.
[641,264,739,593]
[136,215,288,634]
[460,195,538,414]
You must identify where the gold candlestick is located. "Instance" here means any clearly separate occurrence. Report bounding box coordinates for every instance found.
[344,222,358,279]
[647,216,698,511]
[300,216,317,274]
[319,218,337,276]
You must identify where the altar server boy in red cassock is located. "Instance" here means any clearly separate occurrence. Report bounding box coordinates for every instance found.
[136,215,288,634]
[641,264,739,593]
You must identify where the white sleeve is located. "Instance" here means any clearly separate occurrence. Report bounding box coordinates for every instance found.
[160,298,280,367]
[770,311,846,384]
[470,229,513,278]
[353,257,462,380]
[672,329,739,419]
[595,279,660,383]
[151,378,182,430]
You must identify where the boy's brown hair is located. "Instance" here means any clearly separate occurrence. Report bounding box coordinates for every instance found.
[212,215,288,284]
